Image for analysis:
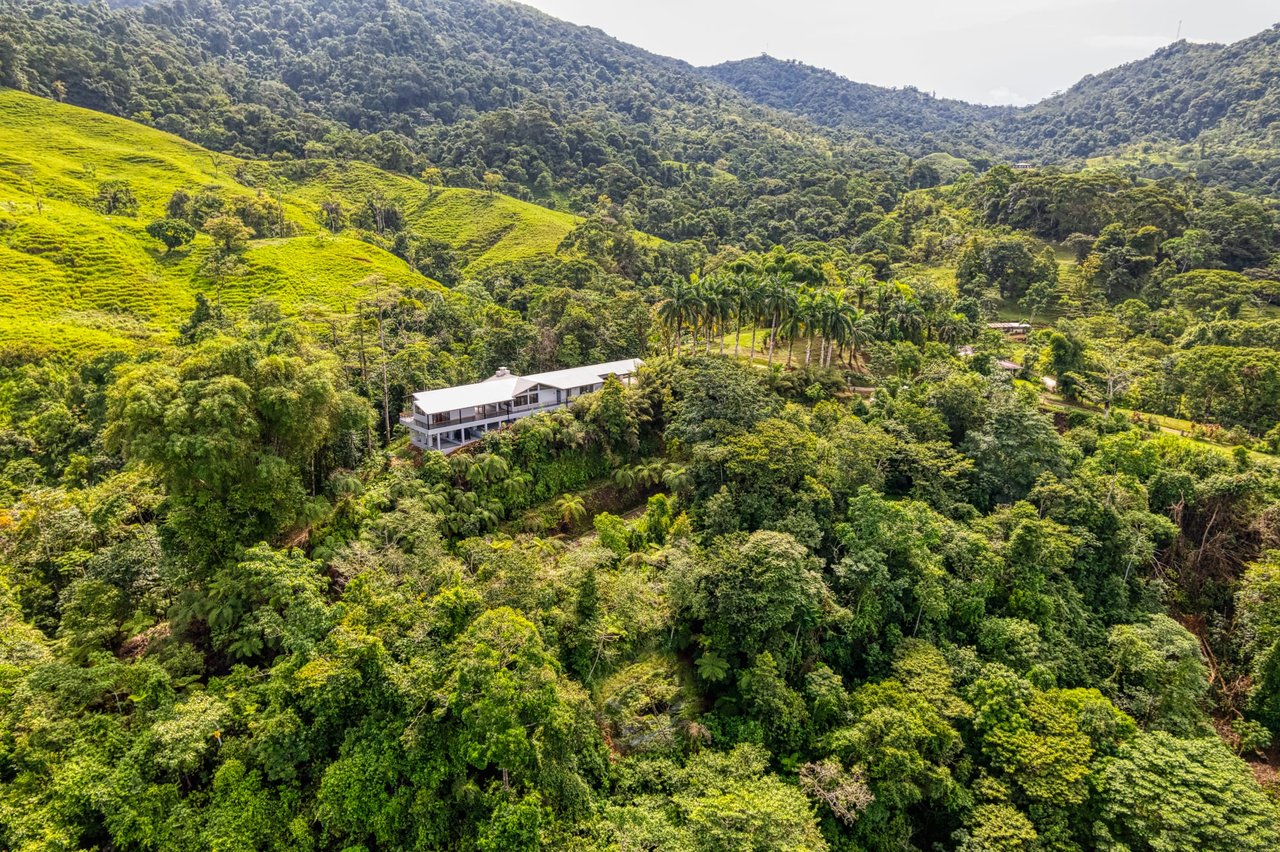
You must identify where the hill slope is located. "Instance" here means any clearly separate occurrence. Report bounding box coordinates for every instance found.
[704,55,1007,156]
[0,88,579,356]
[1005,28,1280,190]
[707,27,1280,191]
[0,0,907,247]
[1007,28,1280,158]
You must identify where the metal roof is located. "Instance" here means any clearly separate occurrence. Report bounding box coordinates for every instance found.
[410,358,642,415]
[411,376,525,414]
[523,358,643,390]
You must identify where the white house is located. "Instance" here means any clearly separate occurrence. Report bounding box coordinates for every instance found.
[400,358,643,453]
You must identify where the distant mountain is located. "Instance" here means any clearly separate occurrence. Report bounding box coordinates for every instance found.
[1008,28,1280,155]
[704,55,1008,157]
[0,0,913,247]
[708,26,1280,191]
[4,0,1279,232]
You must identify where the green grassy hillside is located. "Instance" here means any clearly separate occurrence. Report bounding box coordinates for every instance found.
[0,89,579,356]
[284,161,579,273]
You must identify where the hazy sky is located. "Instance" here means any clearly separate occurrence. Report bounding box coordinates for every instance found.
[521,0,1279,105]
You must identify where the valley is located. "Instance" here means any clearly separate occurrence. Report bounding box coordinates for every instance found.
[0,2,1279,850]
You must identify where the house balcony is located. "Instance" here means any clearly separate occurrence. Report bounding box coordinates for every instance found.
[399,398,570,453]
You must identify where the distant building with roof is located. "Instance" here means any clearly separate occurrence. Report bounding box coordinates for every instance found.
[986,321,1031,340]
[400,358,643,453]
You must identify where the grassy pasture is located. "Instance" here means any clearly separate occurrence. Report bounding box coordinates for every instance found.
[0,89,580,358]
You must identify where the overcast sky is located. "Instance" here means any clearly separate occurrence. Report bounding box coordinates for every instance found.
[521,0,1279,105]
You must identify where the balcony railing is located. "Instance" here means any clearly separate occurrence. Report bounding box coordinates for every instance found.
[399,399,567,433]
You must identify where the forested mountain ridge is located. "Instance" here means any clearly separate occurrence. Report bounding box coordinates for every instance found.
[1007,27,1280,160]
[705,54,1008,157]
[709,25,1280,192]
[5,0,1279,235]
[0,0,909,248]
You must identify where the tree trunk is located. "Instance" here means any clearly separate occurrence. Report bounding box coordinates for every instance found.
[376,304,392,443]
[767,312,778,367]
[356,314,373,454]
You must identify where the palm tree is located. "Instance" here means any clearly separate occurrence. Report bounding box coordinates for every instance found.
[684,276,701,356]
[741,271,764,361]
[467,452,509,487]
[711,275,732,355]
[763,272,795,368]
[935,311,970,346]
[449,453,474,485]
[848,266,875,311]
[688,277,712,354]
[820,290,847,366]
[638,458,666,488]
[501,470,533,501]
[780,304,805,369]
[656,275,695,356]
[555,493,587,529]
[620,544,660,570]
[452,490,478,515]
[522,416,557,449]
[890,296,925,343]
[729,271,750,359]
[529,535,566,562]
[822,292,858,368]
[781,287,812,368]
[421,485,450,513]
[845,307,874,369]
[662,464,693,493]
[872,282,896,336]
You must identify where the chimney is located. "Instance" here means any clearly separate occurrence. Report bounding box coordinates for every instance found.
[494,367,511,378]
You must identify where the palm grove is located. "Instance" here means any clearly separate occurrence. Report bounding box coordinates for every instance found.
[5,0,1280,850]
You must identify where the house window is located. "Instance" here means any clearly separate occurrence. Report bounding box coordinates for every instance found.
[432,412,450,425]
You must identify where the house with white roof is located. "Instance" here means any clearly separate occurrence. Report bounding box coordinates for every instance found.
[400,358,643,453]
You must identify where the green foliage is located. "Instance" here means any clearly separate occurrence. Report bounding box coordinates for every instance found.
[1099,731,1280,851]
[665,356,781,445]
[95,178,138,215]
[104,331,370,561]
[192,544,332,661]
[609,744,828,851]
[145,217,196,253]
[956,235,1056,301]
[958,803,1039,852]
[1239,553,1280,733]
[5,3,1280,848]
[1105,615,1210,736]
[683,530,827,670]
[203,213,252,253]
